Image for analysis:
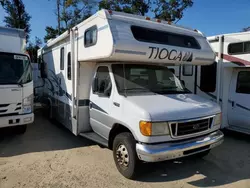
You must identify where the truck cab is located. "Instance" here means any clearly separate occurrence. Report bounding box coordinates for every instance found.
[0,27,34,133]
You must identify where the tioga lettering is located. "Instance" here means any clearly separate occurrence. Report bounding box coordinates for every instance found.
[149,46,193,62]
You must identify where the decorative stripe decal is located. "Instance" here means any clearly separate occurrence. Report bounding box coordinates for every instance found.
[98,25,109,31]
[236,103,250,111]
[195,57,215,61]
[65,92,72,100]
[115,49,147,56]
[216,53,250,66]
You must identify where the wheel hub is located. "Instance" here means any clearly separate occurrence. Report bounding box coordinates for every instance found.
[116,144,129,167]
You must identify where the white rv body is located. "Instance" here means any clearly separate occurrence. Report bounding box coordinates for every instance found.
[0,26,34,133]
[171,32,250,134]
[38,10,223,178]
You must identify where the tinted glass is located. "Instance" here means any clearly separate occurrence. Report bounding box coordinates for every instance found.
[131,26,200,49]
[183,65,193,76]
[112,64,189,95]
[0,53,32,84]
[244,42,250,53]
[60,47,64,70]
[200,62,217,92]
[94,66,112,96]
[236,71,250,94]
[67,52,71,80]
[85,26,97,47]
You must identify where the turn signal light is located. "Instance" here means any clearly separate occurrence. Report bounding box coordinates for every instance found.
[139,121,152,136]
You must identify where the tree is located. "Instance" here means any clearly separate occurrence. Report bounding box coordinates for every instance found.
[98,0,193,22]
[99,0,150,16]
[26,37,42,63]
[242,27,250,32]
[44,0,96,42]
[1,0,31,40]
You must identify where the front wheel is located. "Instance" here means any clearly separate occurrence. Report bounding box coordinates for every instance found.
[113,132,139,179]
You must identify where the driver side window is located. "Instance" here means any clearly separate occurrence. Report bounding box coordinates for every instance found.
[93,66,112,97]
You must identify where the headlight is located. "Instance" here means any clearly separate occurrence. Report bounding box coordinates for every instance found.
[22,94,33,114]
[139,121,170,136]
[214,113,222,126]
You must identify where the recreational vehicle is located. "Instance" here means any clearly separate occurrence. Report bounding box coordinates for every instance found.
[0,26,34,134]
[38,10,224,179]
[172,32,250,135]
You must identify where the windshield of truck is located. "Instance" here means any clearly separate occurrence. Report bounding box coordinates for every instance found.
[112,64,190,95]
[0,52,32,85]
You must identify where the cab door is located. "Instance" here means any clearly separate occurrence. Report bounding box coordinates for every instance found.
[89,66,113,139]
[228,69,250,131]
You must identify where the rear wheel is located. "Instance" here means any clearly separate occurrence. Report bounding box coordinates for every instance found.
[113,132,139,179]
[15,125,27,134]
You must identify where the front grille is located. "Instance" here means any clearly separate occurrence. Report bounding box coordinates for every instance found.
[0,113,19,117]
[170,117,213,137]
[0,109,8,113]
[0,104,9,108]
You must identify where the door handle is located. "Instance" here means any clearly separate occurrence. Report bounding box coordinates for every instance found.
[89,102,93,109]
[232,101,235,107]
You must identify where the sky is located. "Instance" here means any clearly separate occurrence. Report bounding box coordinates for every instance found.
[0,0,250,43]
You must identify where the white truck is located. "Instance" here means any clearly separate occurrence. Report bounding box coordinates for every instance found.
[0,26,34,134]
[172,31,250,135]
[38,10,224,179]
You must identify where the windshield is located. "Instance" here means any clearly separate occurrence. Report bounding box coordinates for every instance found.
[0,52,32,85]
[112,64,190,95]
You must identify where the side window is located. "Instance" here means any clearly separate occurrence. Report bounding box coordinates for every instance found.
[200,62,217,92]
[228,41,250,54]
[84,26,97,47]
[93,66,112,97]
[60,47,64,70]
[67,52,71,80]
[236,71,250,94]
[183,65,193,76]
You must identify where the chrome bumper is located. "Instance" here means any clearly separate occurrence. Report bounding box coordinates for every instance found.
[136,130,224,162]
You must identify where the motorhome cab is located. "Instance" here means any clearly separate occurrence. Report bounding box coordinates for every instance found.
[0,27,34,134]
[38,10,224,179]
[172,32,250,135]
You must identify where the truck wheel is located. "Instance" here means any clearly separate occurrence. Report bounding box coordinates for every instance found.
[15,125,27,134]
[113,132,139,179]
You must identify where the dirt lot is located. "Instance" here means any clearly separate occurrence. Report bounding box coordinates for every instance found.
[0,111,250,188]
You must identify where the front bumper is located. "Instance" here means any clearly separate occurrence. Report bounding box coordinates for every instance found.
[0,113,34,128]
[136,130,224,162]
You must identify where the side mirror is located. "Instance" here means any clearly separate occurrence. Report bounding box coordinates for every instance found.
[92,77,99,93]
[181,80,185,86]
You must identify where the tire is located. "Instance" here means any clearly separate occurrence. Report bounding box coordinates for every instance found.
[113,132,139,179]
[15,125,27,134]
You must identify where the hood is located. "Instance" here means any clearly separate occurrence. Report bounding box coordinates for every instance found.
[126,94,221,121]
[0,85,22,104]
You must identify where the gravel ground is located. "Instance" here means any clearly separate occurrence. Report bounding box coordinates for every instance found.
[0,111,250,188]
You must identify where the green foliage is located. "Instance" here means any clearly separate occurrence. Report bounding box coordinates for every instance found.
[44,0,97,42]
[99,0,193,22]
[153,0,193,22]
[44,0,193,42]
[1,0,31,40]
[99,0,150,16]
[26,37,42,63]
[242,27,250,32]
